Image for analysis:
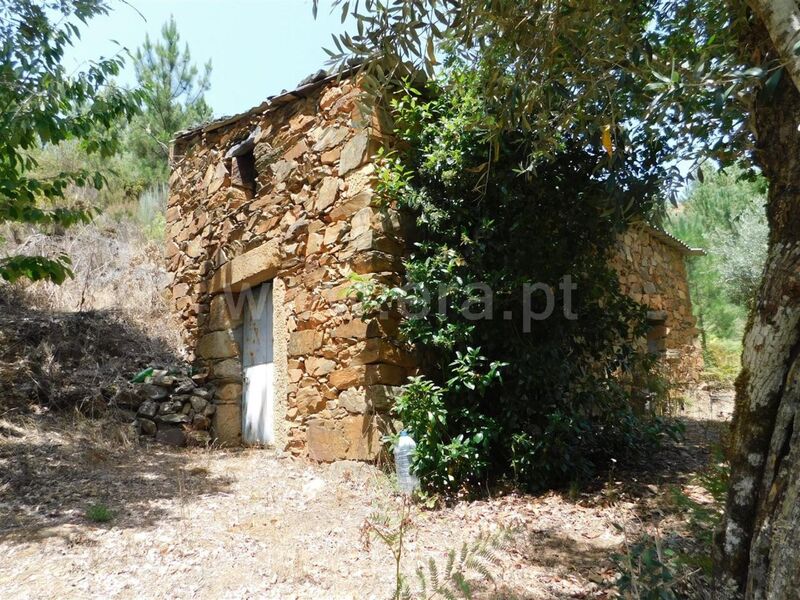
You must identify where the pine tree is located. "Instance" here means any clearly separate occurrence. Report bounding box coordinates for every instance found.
[128,16,212,181]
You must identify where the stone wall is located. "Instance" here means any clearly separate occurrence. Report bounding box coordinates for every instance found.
[611,223,704,386]
[166,77,413,459]
[119,368,216,447]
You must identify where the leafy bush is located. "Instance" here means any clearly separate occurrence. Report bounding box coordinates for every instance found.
[363,68,679,494]
[137,184,168,241]
[613,531,680,600]
[710,202,768,307]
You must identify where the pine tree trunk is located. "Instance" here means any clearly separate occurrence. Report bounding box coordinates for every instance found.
[715,19,800,597]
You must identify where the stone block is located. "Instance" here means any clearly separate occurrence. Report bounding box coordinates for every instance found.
[212,402,242,447]
[210,240,280,293]
[329,363,407,389]
[288,329,323,356]
[284,139,308,161]
[155,428,186,447]
[207,162,229,195]
[187,430,212,447]
[306,357,336,376]
[341,415,383,460]
[321,282,353,304]
[156,413,191,425]
[296,387,326,415]
[209,294,244,331]
[349,207,375,239]
[137,400,159,419]
[192,414,211,430]
[366,384,403,411]
[312,126,349,152]
[351,251,402,274]
[137,384,169,403]
[319,86,345,110]
[331,317,398,339]
[190,396,208,413]
[197,331,239,359]
[352,339,415,367]
[185,238,203,258]
[338,130,370,175]
[306,232,324,255]
[271,159,297,183]
[289,113,315,133]
[137,418,157,436]
[321,147,341,164]
[339,388,368,414]
[323,221,347,246]
[328,366,365,390]
[329,191,373,221]
[307,419,349,462]
[315,177,340,212]
[211,359,243,383]
[366,364,408,386]
[331,319,370,339]
[337,384,401,414]
[215,382,243,404]
[350,230,403,255]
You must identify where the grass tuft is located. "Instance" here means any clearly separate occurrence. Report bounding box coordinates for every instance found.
[85,503,113,523]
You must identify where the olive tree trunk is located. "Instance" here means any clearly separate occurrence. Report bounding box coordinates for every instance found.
[715,5,800,597]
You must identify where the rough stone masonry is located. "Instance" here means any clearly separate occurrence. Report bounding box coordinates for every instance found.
[166,71,704,459]
[167,72,413,460]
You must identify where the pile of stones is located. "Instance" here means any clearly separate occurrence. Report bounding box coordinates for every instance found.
[112,368,216,447]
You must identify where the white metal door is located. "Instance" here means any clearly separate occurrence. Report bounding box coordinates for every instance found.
[242,282,275,445]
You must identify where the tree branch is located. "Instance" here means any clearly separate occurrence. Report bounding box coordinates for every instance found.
[749,0,800,93]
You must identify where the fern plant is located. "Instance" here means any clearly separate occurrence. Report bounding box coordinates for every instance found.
[361,496,510,600]
[361,497,414,600]
[409,532,508,600]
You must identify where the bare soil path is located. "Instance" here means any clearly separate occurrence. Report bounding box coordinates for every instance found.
[0,391,733,600]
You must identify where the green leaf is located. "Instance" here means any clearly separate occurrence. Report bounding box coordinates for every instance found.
[762,67,784,102]
[742,66,765,78]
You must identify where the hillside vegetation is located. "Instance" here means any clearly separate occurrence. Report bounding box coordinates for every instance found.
[666,169,768,386]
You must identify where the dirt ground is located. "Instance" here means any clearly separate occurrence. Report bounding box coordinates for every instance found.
[0,389,733,600]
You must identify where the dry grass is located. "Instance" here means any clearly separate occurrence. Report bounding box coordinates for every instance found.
[3,215,179,348]
[0,215,183,416]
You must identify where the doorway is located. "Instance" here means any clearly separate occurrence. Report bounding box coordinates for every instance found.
[242,282,275,445]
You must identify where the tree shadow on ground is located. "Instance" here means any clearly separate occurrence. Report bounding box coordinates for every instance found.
[571,405,732,507]
[464,530,618,600]
[0,292,229,544]
[0,416,235,544]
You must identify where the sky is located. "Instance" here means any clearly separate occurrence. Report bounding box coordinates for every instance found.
[63,0,350,118]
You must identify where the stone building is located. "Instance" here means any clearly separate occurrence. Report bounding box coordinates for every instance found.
[166,71,703,458]
[611,221,705,387]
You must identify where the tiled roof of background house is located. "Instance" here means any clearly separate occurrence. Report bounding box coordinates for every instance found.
[641,223,705,256]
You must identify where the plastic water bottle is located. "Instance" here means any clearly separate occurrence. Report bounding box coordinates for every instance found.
[394,430,419,494]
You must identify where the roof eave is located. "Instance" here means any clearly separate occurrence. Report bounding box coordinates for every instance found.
[171,65,361,146]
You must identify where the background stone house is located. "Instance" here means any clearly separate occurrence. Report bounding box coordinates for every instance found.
[166,72,704,459]
[611,222,705,387]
